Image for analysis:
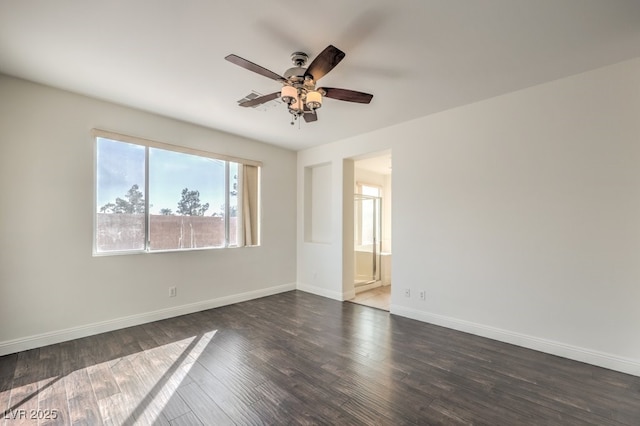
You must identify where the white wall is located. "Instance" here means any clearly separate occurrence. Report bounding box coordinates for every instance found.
[0,75,297,354]
[297,57,640,376]
[307,163,332,243]
[355,168,386,188]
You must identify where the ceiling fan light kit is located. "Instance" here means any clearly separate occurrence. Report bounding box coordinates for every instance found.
[280,85,297,105]
[225,45,373,125]
[305,90,322,110]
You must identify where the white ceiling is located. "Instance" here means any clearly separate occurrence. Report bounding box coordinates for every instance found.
[1,1,640,151]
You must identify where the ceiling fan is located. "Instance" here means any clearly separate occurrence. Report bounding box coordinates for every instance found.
[225,45,373,124]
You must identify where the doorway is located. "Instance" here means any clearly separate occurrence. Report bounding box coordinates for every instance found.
[348,152,392,311]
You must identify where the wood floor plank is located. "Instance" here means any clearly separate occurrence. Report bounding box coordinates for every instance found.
[5,349,42,425]
[37,375,69,426]
[96,393,131,426]
[12,349,41,388]
[247,352,359,424]
[252,379,331,425]
[193,349,266,407]
[0,354,17,425]
[65,369,103,426]
[5,382,39,426]
[127,348,192,423]
[332,373,432,425]
[169,411,202,426]
[176,383,232,425]
[105,355,158,425]
[184,357,265,425]
[87,362,120,402]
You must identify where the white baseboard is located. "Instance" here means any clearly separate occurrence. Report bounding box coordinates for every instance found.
[354,281,382,294]
[0,282,296,356]
[296,283,345,301]
[391,305,640,377]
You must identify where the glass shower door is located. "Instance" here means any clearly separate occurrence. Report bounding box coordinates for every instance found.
[354,194,381,286]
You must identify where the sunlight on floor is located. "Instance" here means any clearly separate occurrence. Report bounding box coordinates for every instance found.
[2,330,218,425]
[105,330,218,424]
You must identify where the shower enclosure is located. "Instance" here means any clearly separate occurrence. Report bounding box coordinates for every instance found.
[354,193,382,287]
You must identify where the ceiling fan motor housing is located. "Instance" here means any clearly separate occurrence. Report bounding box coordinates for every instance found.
[284,52,315,86]
[290,51,308,67]
[283,66,307,82]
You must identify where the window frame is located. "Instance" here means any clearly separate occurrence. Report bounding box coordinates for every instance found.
[92,129,261,256]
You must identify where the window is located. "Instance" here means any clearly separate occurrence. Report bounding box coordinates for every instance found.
[94,130,260,254]
[360,184,380,198]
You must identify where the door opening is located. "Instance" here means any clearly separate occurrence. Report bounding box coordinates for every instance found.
[347,153,392,311]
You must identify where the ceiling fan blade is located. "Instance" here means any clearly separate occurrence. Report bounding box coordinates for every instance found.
[225,54,286,82]
[303,111,318,122]
[238,92,280,107]
[320,87,373,104]
[304,45,345,81]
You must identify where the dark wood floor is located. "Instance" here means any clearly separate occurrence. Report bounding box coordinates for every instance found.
[1,291,640,425]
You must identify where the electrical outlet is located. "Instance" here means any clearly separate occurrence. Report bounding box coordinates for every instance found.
[169,286,177,297]
[404,288,411,298]
[419,290,426,301]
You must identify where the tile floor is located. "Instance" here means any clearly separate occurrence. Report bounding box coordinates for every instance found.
[348,285,391,311]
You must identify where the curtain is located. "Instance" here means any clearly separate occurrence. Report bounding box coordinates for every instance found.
[242,165,259,246]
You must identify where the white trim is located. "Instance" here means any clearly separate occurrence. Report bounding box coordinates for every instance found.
[390,305,640,377]
[297,283,345,301]
[0,283,295,356]
[354,281,382,294]
[342,289,356,301]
